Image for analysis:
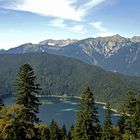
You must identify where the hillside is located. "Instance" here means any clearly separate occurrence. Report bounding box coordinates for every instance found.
[1,35,140,76]
[0,53,140,110]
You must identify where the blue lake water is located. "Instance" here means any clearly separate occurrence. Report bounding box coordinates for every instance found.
[4,96,120,129]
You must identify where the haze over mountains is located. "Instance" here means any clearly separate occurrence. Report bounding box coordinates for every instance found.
[1,35,140,76]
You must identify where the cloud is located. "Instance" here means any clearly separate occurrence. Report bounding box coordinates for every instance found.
[81,0,106,10]
[1,0,107,21]
[90,21,115,36]
[50,19,66,28]
[49,18,87,34]
[90,21,106,32]
[69,25,87,34]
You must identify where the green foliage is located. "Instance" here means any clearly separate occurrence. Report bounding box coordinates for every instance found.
[67,125,74,140]
[0,53,140,110]
[117,116,126,139]
[0,59,140,139]
[15,64,42,139]
[61,124,67,140]
[74,87,100,140]
[49,120,62,140]
[124,91,137,115]
[0,104,27,140]
[102,102,113,140]
[15,64,41,123]
[124,92,140,139]
[0,98,4,110]
[35,124,50,140]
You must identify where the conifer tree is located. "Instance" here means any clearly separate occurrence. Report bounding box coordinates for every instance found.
[134,95,140,138]
[124,91,140,140]
[49,120,61,140]
[68,124,74,140]
[74,87,100,140]
[117,115,126,139]
[15,64,41,138]
[0,98,4,110]
[61,124,67,140]
[15,64,41,123]
[102,102,113,140]
[35,124,50,140]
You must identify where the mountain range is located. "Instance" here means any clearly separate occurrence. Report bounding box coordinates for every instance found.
[1,35,140,76]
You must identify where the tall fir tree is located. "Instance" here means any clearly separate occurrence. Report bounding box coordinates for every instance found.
[134,95,140,138]
[61,124,67,140]
[124,91,140,140]
[15,64,41,123]
[0,98,4,110]
[102,102,113,140]
[35,124,50,140]
[117,115,126,139]
[74,87,100,140]
[15,64,41,138]
[68,124,74,140]
[49,120,61,140]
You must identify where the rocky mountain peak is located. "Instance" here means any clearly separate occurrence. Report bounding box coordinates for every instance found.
[0,49,5,51]
[0,49,5,54]
[18,43,36,48]
[131,36,140,42]
[110,34,128,42]
[79,35,131,58]
[39,39,78,47]
[112,34,123,39]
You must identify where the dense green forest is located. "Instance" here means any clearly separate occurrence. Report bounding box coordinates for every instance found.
[0,53,140,110]
[0,64,140,140]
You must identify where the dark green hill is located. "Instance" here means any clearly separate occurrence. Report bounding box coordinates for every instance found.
[0,53,140,110]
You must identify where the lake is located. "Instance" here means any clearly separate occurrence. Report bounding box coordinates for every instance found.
[4,96,120,129]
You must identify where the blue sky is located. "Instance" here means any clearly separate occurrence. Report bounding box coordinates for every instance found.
[0,0,140,49]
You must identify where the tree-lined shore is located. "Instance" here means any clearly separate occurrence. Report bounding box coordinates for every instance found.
[1,53,140,112]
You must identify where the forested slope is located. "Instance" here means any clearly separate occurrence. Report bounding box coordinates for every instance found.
[0,53,140,109]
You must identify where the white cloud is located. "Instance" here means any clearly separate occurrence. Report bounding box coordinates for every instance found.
[69,25,87,34]
[50,19,66,28]
[90,21,106,32]
[90,21,116,37]
[49,18,87,34]
[4,0,107,21]
[81,0,106,10]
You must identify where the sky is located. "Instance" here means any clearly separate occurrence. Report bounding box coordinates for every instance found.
[0,0,140,49]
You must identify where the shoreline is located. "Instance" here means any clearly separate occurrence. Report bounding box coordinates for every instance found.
[38,94,122,116]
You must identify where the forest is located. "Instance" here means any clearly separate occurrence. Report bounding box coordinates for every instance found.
[0,64,140,140]
[1,53,140,111]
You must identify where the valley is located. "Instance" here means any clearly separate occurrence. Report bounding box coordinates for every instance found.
[0,53,140,111]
